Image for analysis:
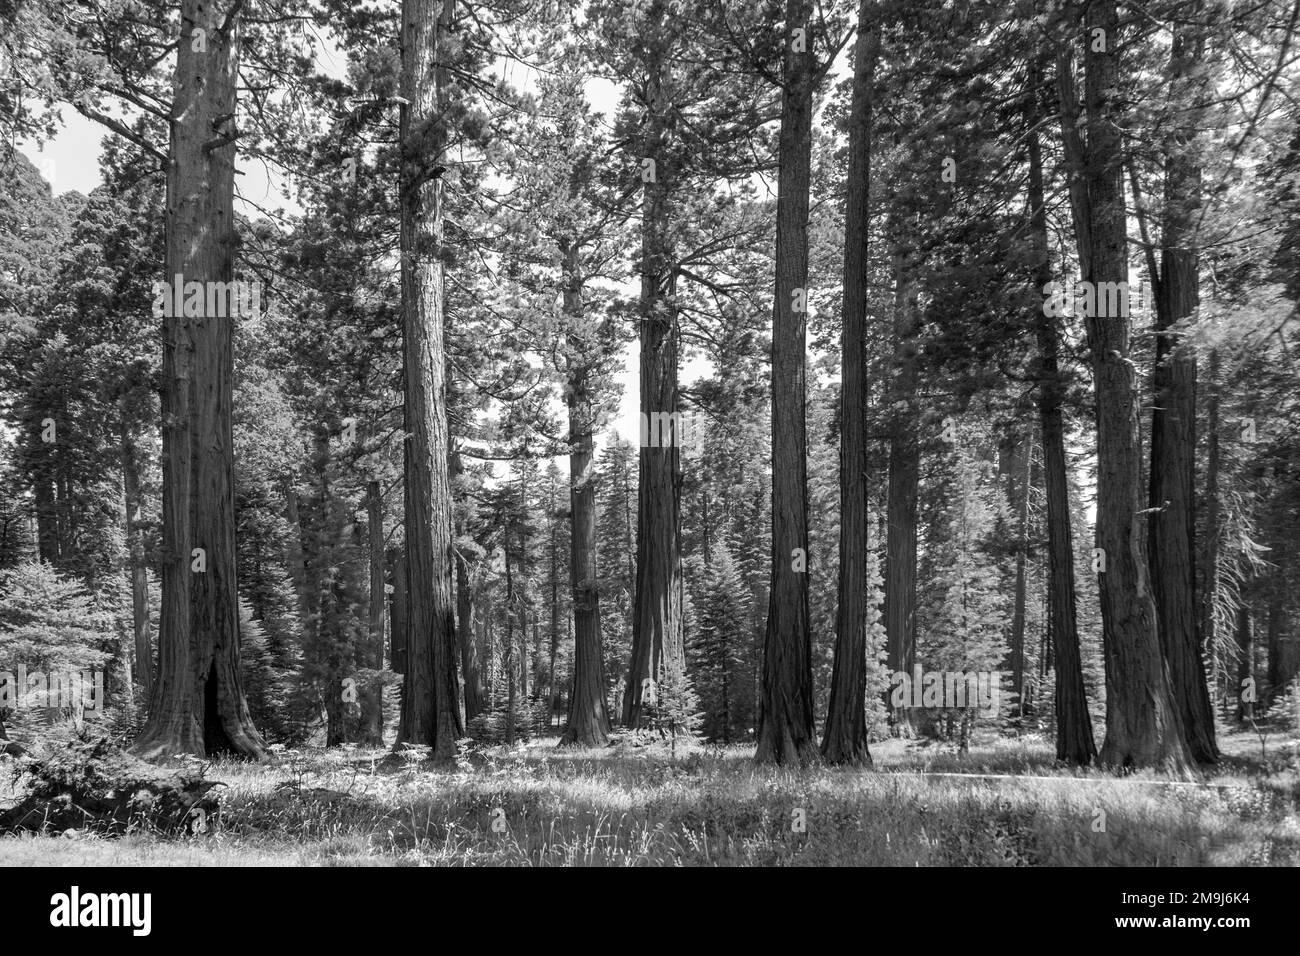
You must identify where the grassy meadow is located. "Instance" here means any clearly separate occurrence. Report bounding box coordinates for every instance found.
[2,727,1297,866]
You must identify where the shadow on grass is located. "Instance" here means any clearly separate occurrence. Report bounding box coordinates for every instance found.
[3,729,1297,866]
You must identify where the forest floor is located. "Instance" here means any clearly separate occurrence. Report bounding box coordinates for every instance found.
[1,728,1297,866]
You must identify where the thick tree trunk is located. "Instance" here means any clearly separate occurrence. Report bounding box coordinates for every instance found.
[120,414,152,699]
[560,245,611,748]
[822,0,878,767]
[625,16,684,728]
[134,0,265,760]
[756,0,817,766]
[1027,69,1096,764]
[396,0,462,758]
[360,481,385,746]
[1079,1,1192,772]
[884,240,920,739]
[1148,12,1217,763]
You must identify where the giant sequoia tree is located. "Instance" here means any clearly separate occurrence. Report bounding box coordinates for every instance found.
[135,0,266,759]
[559,241,613,747]
[1027,50,1096,766]
[621,1,686,728]
[1147,7,1218,764]
[1071,0,1192,771]
[756,0,822,766]
[396,0,462,757]
[821,0,878,767]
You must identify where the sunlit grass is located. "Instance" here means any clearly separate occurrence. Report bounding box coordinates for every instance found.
[2,728,1296,866]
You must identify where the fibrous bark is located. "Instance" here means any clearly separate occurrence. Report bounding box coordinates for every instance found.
[625,8,685,728]
[395,0,462,758]
[822,0,878,767]
[560,244,611,748]
[134,0,265,760]
[1148,10,1217,763]
[1077,0,1192,772]
[1028,59,1096,764]
[756,0,818,766]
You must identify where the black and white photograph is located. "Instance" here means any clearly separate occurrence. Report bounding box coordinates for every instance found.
[0,0,1297,902]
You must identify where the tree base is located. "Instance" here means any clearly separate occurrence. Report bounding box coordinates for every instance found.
[754,722,820,766]
[133,715,268,762]
[1098,737,1196,780]
[558,715,610,749]
[557,730,609,748]
[821,741,874,768]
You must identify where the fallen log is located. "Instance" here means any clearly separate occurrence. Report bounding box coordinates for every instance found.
[0,737,223,837]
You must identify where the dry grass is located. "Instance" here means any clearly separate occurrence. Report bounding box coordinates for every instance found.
[2,729,1297,866]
